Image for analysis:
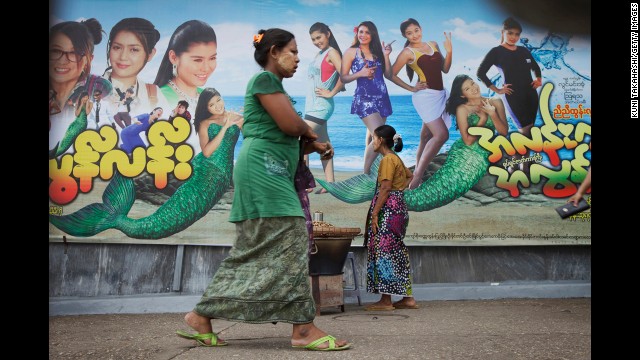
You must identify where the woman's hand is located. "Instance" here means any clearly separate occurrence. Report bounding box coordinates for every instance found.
[412,81,429,92]
[495,84,513,95]
[443,32,452,54]
[229,113,244,129]
[357,62,376,79]
[371,213,379,235]
[315,87,332,98]
[531,77,542,89]
[480,98,496,115]
[383,40,395,56]
[305,141,333,159]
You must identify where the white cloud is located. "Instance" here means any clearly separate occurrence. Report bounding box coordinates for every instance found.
[443,17,501,48]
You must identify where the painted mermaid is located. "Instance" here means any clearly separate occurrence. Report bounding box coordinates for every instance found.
[317,74,508,211]
[49,88,243,239]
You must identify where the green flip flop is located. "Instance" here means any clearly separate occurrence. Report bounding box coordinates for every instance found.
[292,335,351,351]
[176,330,228,347]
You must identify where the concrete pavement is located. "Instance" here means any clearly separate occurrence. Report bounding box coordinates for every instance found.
[49,297,590,359]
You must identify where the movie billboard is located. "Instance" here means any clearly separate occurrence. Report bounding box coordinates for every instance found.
[49,0,591,246]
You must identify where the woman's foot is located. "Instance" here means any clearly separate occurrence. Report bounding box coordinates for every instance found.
[183,311,226,345]
[392,298,419,309]
[315,188,328,194]
[291,323,349,350]
[408,179,423,190]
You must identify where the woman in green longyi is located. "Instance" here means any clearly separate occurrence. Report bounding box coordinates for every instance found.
[177,28,350,352]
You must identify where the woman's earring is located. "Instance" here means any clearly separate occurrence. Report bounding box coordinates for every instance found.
[172,64,178,77]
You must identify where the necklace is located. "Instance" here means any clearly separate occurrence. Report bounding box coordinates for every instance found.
[168,80,199,105]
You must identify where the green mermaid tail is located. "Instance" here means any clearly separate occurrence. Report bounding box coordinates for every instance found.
[403,139,489,211]
[49,124,240,239]
[315,155,380,204]
[50,107,88,159]
[317,140,489,211]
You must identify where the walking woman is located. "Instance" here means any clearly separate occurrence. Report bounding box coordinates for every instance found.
[384,18,453,189]
[303,22,344,193]
[364,124,417,311]
[177,28,350,352]
[341,21,393,174]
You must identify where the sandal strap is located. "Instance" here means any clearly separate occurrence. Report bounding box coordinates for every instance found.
[306,335,336,349]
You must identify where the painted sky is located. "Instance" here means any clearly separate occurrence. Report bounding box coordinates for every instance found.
[51,0,591,96]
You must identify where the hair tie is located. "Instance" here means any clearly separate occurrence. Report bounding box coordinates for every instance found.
[353,26,359,34]
[393,133,402,143]
[253,33,264,44]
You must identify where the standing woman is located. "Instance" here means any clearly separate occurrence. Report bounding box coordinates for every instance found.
[49,18,112,154]
[103,17,161,117]
[385,18,453,189]
[477,17,542,173]
[177,28,350,351]
[341,21,393,174]
[303,22,345,193]
[154,20,218,151]
[364,124,416,311]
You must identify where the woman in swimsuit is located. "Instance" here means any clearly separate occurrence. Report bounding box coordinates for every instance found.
[384,18,452,189]
[340,21,393,174]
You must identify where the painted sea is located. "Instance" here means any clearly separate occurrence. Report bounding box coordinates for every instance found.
[222,94,582,172]
[222,95,454,171]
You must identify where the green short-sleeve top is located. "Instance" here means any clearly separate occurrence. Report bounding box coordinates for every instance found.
[229,71,303,222]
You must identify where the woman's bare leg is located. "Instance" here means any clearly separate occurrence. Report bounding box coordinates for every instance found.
[408,118,449,189]
[361,113,386,174]
[415,123,431,167]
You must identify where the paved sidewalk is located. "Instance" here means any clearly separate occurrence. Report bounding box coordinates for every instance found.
[49,298,590,359]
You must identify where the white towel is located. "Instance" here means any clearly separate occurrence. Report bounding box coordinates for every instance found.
[411,88,451,129]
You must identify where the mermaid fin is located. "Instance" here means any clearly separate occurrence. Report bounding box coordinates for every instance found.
[315,155,380,204]
[49,172,135,237]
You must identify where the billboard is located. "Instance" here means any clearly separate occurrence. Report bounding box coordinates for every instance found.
[49,0,591,246]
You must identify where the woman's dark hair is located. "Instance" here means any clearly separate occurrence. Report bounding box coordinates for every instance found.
[503,17,523,32]
[309,22,342,58]
[154,20,217,87]
[193,87,221,133]
[105,17,160,75]
[75,91,89,107]
[445,74,473,125]
[400,18,421,82]
[309,22,345,92]
[49,18,103,81]
[351,21,386,73]
[374,124,403,152]
[150,106,163,115]
[253,28,295,68]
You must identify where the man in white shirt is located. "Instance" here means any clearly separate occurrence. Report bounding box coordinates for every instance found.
[87,90,115,129]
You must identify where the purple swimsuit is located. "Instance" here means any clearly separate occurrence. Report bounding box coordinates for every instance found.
[350,50,392,118]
